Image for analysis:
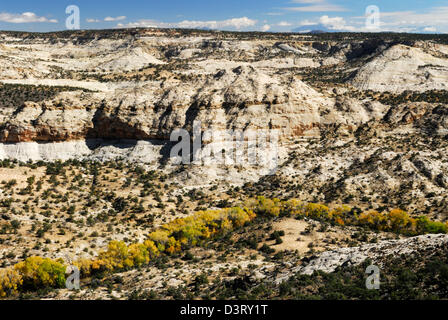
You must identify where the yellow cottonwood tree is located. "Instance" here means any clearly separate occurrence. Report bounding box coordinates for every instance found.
[387,209,412,233]
[358,211,386,231]
[14,257,66,289]
[0,268,22,297]
[143,240,160,258]
[98,240,131,270]
[303,203,330,220]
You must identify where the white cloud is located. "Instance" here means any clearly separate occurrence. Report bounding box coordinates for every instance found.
[119,17,257,30]
[277,21,292,27]
[291,5,448,33]
[299,19,318,26]
[0,12,57,23]
[379,7,448,32]
[261,24,271,32]
[104,16,126,22]
[319,15,351,30]
[423,26,436,32]
[297,15,356,31]
[87,16,127,23]
[349,6,448,33]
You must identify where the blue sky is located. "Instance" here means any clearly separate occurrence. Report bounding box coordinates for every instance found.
[0,0,447,33]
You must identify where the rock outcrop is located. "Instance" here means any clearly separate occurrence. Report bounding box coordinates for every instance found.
[274,234,448,283]
[351,44,448,93]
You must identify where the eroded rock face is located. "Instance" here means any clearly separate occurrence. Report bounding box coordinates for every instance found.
[0,101,95,142]
[351,44,448,93]
[0,62,334,143]
[0,30,402,144]
[0,77,327,143]
[0,29,448,193]
[274,234,448,283]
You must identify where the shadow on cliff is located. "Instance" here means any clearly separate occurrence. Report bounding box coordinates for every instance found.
[82,107,175,164]
[85,138,174,164]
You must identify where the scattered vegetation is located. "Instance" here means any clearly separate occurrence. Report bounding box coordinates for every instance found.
[0,83,91,109]
[250,197,448,236]
[1,194,447,298]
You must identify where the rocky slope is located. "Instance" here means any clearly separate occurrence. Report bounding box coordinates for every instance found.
[1,29,448,300]
[275,234,448,283]
[351,44,448,93]
[0,29,447,210]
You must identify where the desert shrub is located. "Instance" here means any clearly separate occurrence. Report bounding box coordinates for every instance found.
[112,197,128,212]
[270,231,284,244]
[2,197,446,298]
[259,244,275,254]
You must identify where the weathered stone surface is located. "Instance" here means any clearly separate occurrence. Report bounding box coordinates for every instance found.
[274,234,448,283]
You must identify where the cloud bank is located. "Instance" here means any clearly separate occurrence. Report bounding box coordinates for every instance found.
[0,12,57,23]
[118,17,257,30]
